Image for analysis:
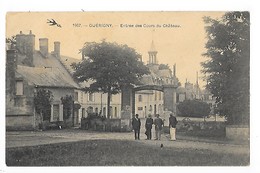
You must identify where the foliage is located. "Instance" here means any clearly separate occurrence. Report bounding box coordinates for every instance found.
[34,89,53,121]
[177,99,211,118]
[201,12,250,125]
[71,40,150,118]
[6,36,16,49]
[61,95,73,120]
[158,63,170,70]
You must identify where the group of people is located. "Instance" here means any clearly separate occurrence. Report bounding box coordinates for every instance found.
[131,113,178,141]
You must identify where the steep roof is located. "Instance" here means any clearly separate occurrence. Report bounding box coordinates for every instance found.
[157,69,172,78]
[16,51,80,88]
[16,65,79,88]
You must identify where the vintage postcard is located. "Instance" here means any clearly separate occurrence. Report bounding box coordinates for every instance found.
[5,11,250,168]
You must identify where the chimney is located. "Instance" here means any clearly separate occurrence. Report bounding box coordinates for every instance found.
[39,38,49,57]
[54,41,60,58]
[16,30,35,66]
[16,31,25,53]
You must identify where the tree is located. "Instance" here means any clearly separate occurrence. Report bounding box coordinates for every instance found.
[34,89,53,124]
[72,40,150,118]
[158,63,170,70]
[61,95,73,122]
[201,12,250,125]
[6,36,16,49]
[177,99,211,118]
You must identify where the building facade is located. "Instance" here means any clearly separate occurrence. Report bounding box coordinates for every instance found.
[6,31,213,130]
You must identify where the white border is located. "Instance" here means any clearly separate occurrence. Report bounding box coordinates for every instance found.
[1,0,259,173]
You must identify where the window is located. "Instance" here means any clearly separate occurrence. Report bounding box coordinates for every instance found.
[154,91,157,101]
[82,108,85,118]
[114,107,117,118]
[159,91,162,100]
[95,107,98,113]
[138,107,143,111]
[103,107,106,116]
[138,95,142,102]
[16,81,23,95]
[149,105,152,111]
[88,93,94,102]
[87,106,93,113]
[80,92,83,102]
[53,104,60,121]
[74,92,78,101]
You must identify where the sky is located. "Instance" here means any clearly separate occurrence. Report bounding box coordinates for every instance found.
[6,12,224,88]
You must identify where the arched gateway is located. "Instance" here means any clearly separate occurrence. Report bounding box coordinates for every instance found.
[120,84,178,118]
[119,40,180,130]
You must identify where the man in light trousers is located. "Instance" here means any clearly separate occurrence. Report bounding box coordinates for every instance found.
[154,114,164,140]
[169,113,178,141]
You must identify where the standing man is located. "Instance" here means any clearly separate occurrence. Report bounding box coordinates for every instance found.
[132,114,141,140]
[145,114,153,140]
[154,114,164,140]
[169,113,178,141]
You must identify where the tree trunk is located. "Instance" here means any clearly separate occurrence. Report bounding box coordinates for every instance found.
[107,89,111,119]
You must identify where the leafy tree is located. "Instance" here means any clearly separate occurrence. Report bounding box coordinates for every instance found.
[61,95,73,122]
[72,40,150,118]
[177,99,211,118]
[201,12,250,125]
[158,63,170,70]
[34,89,53,123]
[6,36,16,49]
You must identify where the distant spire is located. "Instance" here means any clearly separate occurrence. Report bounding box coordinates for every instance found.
[149,40,157,52]
[148,40,158,64]
[173,63,176,77]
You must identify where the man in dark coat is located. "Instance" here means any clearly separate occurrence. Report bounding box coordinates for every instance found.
[154,114,164,140]
[132,114,141,140]
[145,114,153,140]
[169,113,178,141]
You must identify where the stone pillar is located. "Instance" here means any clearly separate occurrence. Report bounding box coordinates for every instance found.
[163,85,177,114]
[121,85,133,116]
[120,85,133,131]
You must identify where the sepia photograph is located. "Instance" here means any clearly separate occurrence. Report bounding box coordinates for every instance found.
[4,10,250,167]
[2,0,259,171]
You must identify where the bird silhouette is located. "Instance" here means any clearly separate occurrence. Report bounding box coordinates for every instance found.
[47,19,61,27]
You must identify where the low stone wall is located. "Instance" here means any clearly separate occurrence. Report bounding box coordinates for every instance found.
[6,115,34,131]
[162,118,226,138]
[81,117,122,132]
[226,125,250,141]
[176,120,226,132]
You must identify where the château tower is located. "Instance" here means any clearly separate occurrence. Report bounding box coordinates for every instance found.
[148,40,158,64]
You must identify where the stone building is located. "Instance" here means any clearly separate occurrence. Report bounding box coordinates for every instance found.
[6,31,86,130]
[134,41,179,118]
[6,32,181,130]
